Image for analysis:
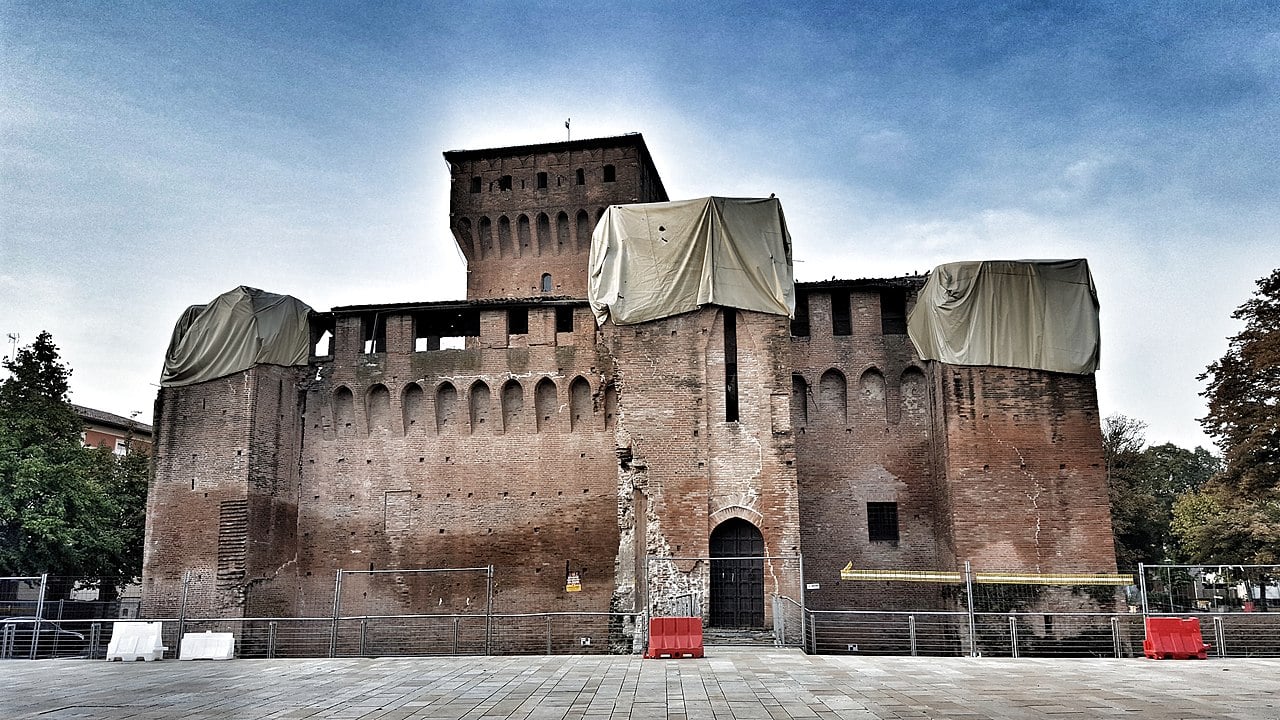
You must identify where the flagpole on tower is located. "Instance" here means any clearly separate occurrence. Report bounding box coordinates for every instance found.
[565,118,571,141]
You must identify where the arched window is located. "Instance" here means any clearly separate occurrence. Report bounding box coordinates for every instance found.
[541,273,552,293]
[859,367,887,422]
[435,382,457,433]
[820,369,847,425]
[536,213,552,256]
[517,214,531,255]
[791,375,808,427]
[333,386,355,433]
[556,211,570,252]
[576,209,591,253]
[401,383,424,435]
[570,377,592,430]
[469,381,490,433]
[497,215,513,257]
[901,367,927,424]
[366,384,391,435]
[502,379,524,433]
[535,378,557,432]
[478,216,493,260]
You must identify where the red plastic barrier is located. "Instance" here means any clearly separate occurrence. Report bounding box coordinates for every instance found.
[1143,617,1212,659]
[645,616,704,659]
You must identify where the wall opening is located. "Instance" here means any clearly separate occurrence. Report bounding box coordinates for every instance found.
[313,329,333,357]
[469,176,481,193]
[414,308,479,351]
[709,518,765,628]
[497,215,513,257]
[831,292,852,336]
[859,367,887,421]
[555,305,573,332]
[575,168,585,185]
[791,292,810,337]
[362,313,387,354]
[603,164,616,182]
[536,171,548,189]
[723,308,739,422]
[881,289,908,335]
[575,209,591,253]
[604,383,617,429]
[541,273,553,294]
[478,216,493,259]
[556,211,570,251]
[498,175,512,191]
[508,307,529,335]
[867,502,899,544]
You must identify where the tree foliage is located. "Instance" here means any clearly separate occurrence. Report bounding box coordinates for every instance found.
[0,331,150,594]
[1104,414,1219,569]
[1173,269,1280,564]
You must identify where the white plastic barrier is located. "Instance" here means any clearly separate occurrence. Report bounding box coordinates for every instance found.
[179,631,235,660]
[106,621,167,661]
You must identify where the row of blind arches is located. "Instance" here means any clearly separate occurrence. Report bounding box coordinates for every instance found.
[792,365,928,426]
[456,208,607,261]
[331,376,616,437]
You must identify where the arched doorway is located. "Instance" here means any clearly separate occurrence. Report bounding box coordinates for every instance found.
[709,518,765,628]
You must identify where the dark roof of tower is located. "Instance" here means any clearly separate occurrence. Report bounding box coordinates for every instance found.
[443,132,655,163]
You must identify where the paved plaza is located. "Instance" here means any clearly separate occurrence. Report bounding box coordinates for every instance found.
[3,649,1278,719]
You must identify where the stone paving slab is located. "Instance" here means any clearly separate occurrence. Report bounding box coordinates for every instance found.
[2,649,1278,719]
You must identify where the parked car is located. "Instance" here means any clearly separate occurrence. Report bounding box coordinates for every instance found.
[0,617,86,659]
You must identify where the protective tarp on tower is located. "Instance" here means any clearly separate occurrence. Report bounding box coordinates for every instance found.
[588,196,795,325]
[160,286,313,387]
[907,259,1100,375]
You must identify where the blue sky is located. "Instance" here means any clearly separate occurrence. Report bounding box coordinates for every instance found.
[3,1,1278,450]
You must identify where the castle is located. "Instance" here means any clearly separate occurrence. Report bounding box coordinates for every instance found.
[141,134,1116,636]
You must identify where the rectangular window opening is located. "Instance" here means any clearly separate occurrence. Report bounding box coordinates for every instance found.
[508,307,529,335]
[867,502,899,544]
[831,292,852,336]
[498,175,512,191]
[413,308,480,351]
[555,306,574,333]
[362,313,387,354]
[724,308,739,422]
[791,292,810,337]
[881,289,908,335]
[537,172,548,189]
[469,176,481,193]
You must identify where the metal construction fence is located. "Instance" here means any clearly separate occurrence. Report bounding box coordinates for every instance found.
[4,564,1280,659]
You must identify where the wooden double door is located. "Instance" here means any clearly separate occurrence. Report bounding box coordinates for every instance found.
[709,518,764,628]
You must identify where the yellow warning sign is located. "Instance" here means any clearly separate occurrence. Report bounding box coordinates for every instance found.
[566,572,581,592]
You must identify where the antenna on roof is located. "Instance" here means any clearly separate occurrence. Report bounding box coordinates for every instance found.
[565,118,571,141]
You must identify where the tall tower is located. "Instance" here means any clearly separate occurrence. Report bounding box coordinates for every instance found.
[444,134,667,301]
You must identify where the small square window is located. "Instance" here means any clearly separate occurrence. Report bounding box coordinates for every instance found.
[867,502,899,543]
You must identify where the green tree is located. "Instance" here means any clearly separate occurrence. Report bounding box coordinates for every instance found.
[0,331,150,597]
[1104,415,1219,570]
[1173,269,1280,564]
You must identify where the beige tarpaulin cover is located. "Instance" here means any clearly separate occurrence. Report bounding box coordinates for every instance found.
[588,197,794,325]
[160,286,312,387]
[907,260,1100,375]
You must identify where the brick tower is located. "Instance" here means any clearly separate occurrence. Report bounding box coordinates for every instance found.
[444,134,667,300]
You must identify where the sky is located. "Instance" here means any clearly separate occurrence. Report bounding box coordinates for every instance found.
[2,1,1277,451]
